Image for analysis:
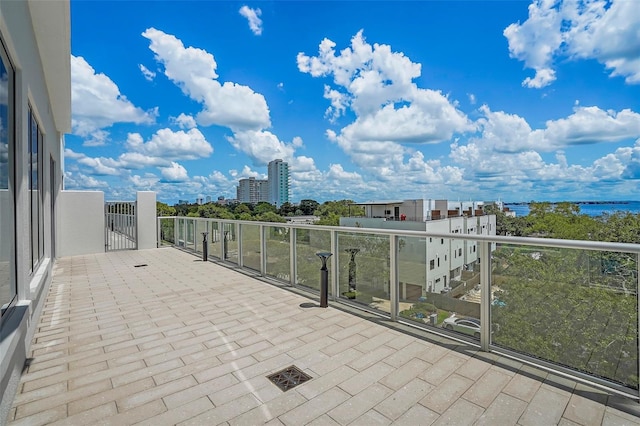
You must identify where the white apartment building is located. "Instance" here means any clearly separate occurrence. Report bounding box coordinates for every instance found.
[340,199,497,297]
[267,159,289,208]
[236,177,268,204]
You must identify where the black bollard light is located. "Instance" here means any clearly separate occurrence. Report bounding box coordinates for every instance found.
[223,231,229,260]
[316,252,333,308]
[202,232,209,261]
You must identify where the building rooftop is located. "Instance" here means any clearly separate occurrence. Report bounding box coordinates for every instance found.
[8,248,640,425]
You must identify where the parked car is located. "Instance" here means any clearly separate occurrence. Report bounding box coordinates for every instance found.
[443,316,481,339]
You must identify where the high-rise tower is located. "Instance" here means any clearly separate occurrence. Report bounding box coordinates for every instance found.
[267,159,290,208]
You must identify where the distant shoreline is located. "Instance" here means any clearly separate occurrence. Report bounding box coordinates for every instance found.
[505,201,633,206]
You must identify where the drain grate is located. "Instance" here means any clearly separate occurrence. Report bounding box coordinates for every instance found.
[267,365,312,391]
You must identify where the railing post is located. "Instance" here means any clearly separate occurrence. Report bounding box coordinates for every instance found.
[260,225,267,276]
[238,223,244,267]
[389,234,399,321]
[290,227,297,286]
[480,240,492,351]
[330,229,338,300]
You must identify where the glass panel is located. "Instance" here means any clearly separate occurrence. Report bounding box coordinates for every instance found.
[223,223,238,264]
[159,217,175,246]
[29,110,37,269]
[491,244,639,389]
[176,218,185,247]
[185,219,195,250]
[0,43,15,318]
[37,129,43,259]
[241,224,261,272]
[295,229,331,292]
[265,226,290,281]
[194,220,205,254]
[337,232,390,314]
[209,221,221,259]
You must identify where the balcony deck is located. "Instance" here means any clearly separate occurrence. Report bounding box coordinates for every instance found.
[8,248,640,425]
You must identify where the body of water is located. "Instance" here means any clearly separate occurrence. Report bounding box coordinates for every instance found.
[504,201,640,218]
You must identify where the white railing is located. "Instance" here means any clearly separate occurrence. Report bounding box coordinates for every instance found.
[157,215,640,398]
[105,201,137,251]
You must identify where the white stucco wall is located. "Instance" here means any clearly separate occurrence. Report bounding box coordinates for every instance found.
[0,0,71,421]
[56,191,104,256]
[136,191,157,250]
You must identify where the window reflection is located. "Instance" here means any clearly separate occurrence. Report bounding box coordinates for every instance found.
[0,40,15,319]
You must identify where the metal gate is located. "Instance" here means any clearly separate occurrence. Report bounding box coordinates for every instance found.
[105,201,137,251]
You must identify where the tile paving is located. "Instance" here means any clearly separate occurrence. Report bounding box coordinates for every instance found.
[6,247,640,425]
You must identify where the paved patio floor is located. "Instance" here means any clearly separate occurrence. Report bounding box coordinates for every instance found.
[7,248,640,425]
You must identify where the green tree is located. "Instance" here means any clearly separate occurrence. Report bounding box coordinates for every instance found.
[592,212,640,243]
[234,203,251,216]
[255,211,286,223]
[314,200,363,226]
[299,199,319,215]
[278,202,296,216]
[156,201,176,216]
[255,202,277,215]
[196,204,234,219]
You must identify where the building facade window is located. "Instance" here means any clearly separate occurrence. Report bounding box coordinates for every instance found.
[0,38,16,320]
[29,106,44,271]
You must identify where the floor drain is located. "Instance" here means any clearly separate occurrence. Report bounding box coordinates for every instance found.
[267,365,312,391]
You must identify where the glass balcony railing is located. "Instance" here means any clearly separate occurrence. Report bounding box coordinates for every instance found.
[158,216,640,396]
[240,224,261,272]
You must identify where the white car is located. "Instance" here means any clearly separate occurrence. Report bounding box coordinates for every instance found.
[443,316,481,339]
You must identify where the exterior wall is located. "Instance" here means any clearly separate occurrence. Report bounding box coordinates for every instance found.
[136,191,157,250]
[464,216,479,266]
[340,217,426,232]
[449,217,465,280]
[0,0,71,421]
[56,191,105,256]
[399,199,424,221]
[425,220,451,293]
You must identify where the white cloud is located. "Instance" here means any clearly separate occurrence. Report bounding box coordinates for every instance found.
[126,128,213,160]
[542,107,640,146]
[326,164,362,181]
[82,129,109,147]
[299,30,473,183]
[139,64,156,81]
[71,55,157,140]
[118,152,171,169]
[63,171,108,189]
[239,6,263,36]
[505,0,640,88]
[226,130,296,165]
[76,156,120,176]
[142,28,270,131]
[129,173,161,188]
[229,165,264,180]
[160,161,189,182]
[473,105,640,153]
[468,93,476,105]
[172,113,197,129]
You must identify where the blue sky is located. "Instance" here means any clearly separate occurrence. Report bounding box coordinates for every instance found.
[65,0,640,205]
